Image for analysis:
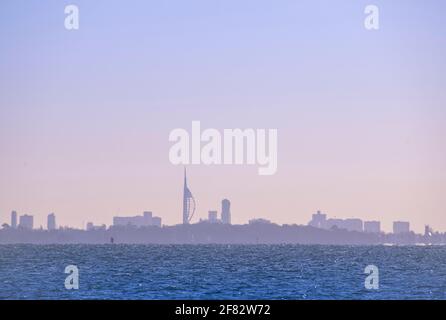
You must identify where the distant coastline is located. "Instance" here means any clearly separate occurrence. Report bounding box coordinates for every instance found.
[1,223,445,245]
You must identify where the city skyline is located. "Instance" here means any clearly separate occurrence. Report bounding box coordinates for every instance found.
[0,170,440,234]
[2,208,422,235]
[4,205,446,247]
[2,206,436,235]
[2,167,446,233]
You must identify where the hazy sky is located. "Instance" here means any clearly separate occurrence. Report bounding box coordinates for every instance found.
[1,0,445,232]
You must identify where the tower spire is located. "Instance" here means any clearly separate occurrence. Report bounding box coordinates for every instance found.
[182,167,195,224]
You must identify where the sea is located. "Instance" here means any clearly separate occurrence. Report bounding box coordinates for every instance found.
[0,244,445,300]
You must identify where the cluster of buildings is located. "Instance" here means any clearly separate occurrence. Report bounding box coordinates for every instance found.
[2,174,426,236]
[6,211,57,231]
[112,211,162,228]
[3,171,242,231]
[308,210,411,234]
[200,199,232,224]
[4,209,163,231]
[85,222,107,231]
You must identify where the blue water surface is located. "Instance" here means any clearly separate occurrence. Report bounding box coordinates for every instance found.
[0,244,445,299]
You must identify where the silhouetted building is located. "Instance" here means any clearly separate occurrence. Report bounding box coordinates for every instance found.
[113,211,162,228]
[143,211,153,226]
[325,218,344,230]
[249,218,272,225]
[208,211,218,223]
[309,211,366,232]
[86,222,106,231]
[364,221,381,233]
[393,221,410,234]
[182,168,196,224]
[221,199,231,224]
[47,213,56,230]
[11,211,17,229]
[152,216,162,227]
[325,218,363,232]
[308,210,326,228]
[113,211,153,227]
[19,214,33,230]
[344,219,363,232]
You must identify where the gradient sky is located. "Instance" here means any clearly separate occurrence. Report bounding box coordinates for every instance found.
[1,0,445,232]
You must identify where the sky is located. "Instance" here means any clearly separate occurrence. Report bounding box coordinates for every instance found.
[0,0,445,232]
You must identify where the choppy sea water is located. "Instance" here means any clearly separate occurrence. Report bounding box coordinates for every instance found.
[0,244,445,300]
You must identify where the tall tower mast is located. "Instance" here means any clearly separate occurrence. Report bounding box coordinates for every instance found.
[182,168,196,224]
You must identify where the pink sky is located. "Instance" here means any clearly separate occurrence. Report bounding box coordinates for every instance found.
[1,1,445,233]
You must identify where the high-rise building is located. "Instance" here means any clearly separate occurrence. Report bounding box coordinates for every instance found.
[208,211,218,223]
[19,214,33,230]
[308,210,327,228]
[47,213,56,230]
[143,211,153,222]
[364,221,381,233]
[152,216,162,227]
[393,221,410,234]
[325,218,345,230]
[11,211,17,229]
[343,219,363,232]
[182,168,195,224]
[221,199,231,224]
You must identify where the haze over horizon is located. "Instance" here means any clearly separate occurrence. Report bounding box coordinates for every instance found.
[1,0,445,233]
